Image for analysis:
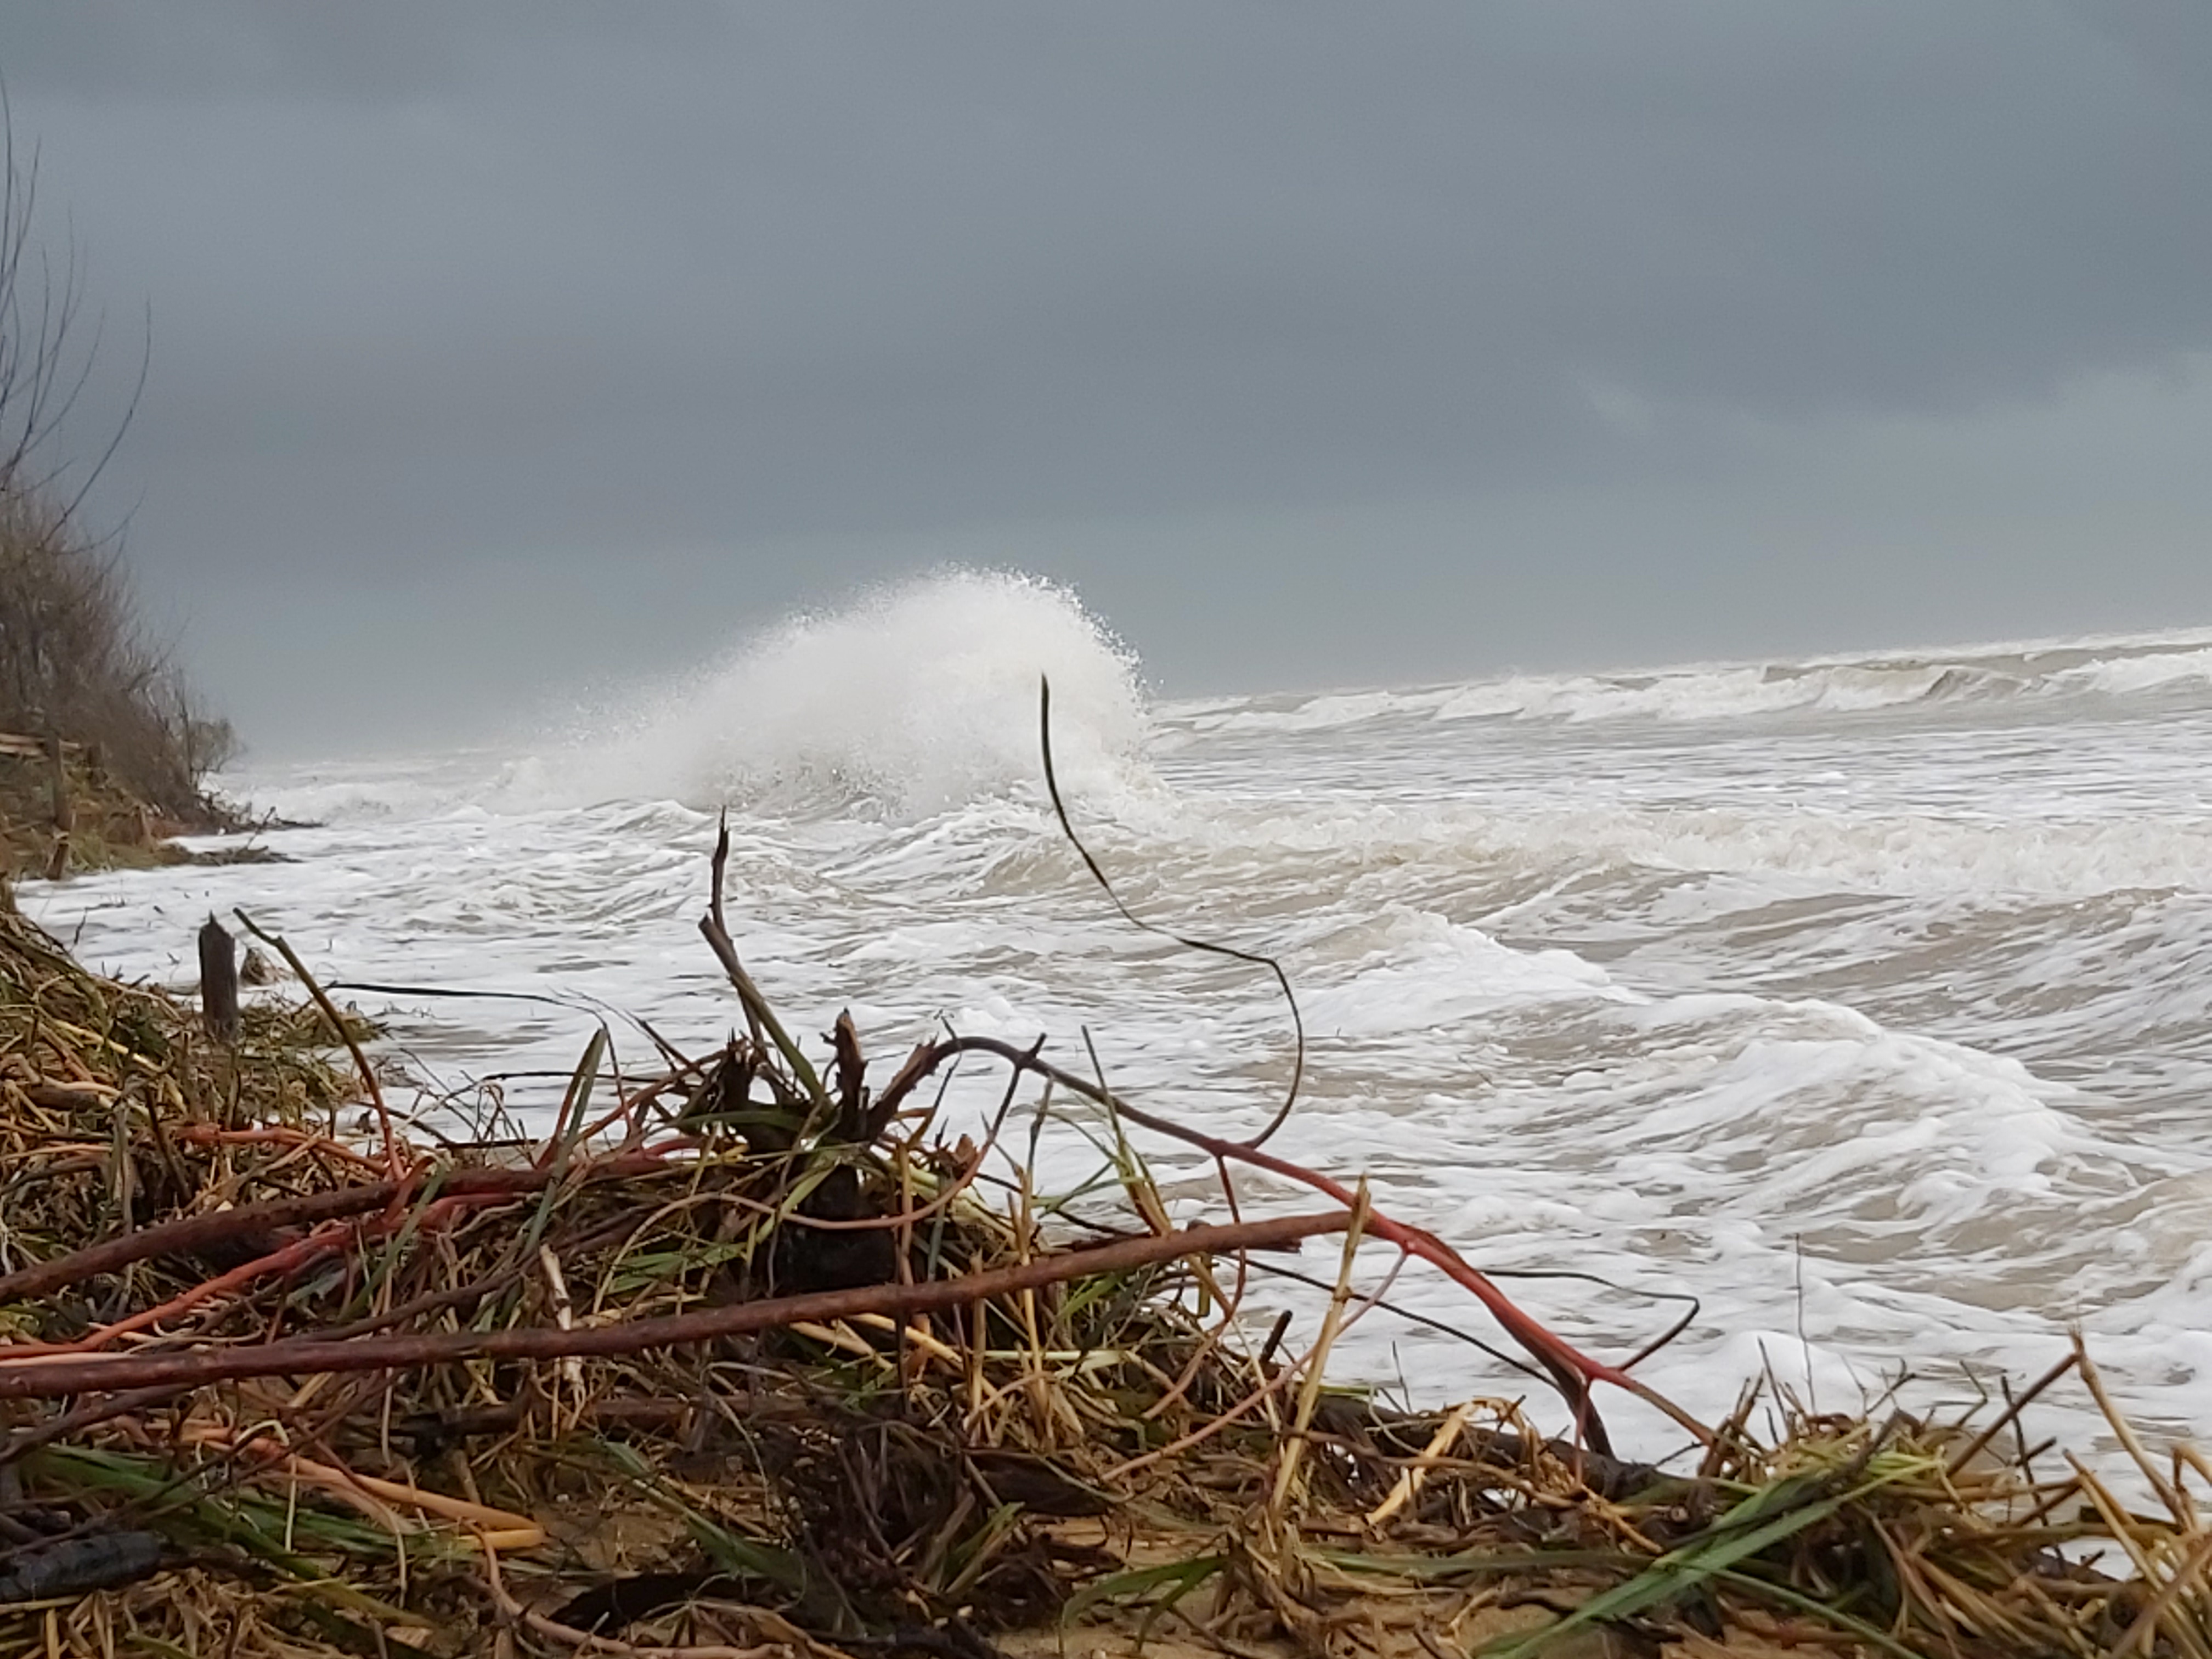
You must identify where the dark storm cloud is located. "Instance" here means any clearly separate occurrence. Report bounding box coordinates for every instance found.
[4,2,2211,741]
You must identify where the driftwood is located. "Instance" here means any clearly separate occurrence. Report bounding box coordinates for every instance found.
[198,914,241,1043]
[36,731,70,881]
[0,1531,163,1604]
[0,733,84,762]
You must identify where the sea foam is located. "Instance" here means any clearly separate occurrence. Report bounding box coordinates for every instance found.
[561,568,1152,816]
[1173,628,2212,736]
[233,571,1154,825]
[47,596,2212,1468]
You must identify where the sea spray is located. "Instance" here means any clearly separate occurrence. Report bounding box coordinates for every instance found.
[570,568,1152,816]
[215,571,1154,827]
[1183,623,2212,734]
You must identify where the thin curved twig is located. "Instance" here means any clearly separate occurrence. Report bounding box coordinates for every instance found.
[1039,676,1305,1148]
[865,1033,1713,1454]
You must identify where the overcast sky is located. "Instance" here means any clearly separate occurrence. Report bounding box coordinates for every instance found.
[8,2,2212,751]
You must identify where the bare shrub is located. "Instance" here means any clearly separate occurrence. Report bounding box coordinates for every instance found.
[0,94,226,820]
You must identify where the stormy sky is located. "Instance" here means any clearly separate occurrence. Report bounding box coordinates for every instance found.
[7,2,2212,751]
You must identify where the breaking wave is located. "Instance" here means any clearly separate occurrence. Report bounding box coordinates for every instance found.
[1174,629,2212,737]
[571,569,1154,816]
[235,572,1155,824]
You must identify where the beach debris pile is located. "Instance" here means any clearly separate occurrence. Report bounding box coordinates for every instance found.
[3,848,2212,1658]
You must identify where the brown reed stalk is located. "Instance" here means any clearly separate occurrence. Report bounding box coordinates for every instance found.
[0,1210,1355,1399]
[0,1155,670,1303]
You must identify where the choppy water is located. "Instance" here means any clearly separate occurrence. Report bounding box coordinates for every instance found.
[26,571,2212,1464]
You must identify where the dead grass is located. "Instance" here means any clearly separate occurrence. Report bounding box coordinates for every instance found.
[0,853,2208,1659]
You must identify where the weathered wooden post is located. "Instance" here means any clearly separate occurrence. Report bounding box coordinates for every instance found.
[41,728,71,881]
[199,915,241,1045]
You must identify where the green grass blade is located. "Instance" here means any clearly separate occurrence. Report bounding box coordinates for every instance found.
[1063,1554,1227,1628]
[1476,1472,1905,1657]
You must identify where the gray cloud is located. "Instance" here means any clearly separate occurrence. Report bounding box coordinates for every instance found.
[5,2,2211,746]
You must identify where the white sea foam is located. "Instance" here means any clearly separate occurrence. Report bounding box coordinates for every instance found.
[226,570,1151,826]
[563,568,1152,815]
[2056,644,2212,698]
[29,601,2212,1474]
[1173,628,2212,736]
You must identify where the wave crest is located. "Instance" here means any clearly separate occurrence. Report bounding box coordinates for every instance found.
[585,569,1151,815]
[1173,630,2212,737]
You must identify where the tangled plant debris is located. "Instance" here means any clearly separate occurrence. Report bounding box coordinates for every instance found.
[3,774,2212,1656]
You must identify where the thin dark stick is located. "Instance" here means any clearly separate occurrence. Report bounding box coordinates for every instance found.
[1039,676,1305,1148]
[1944,1350,2080,1478]
[699,811,823,1108]
[867,1032,1715,1453]
[233,909,401,1178]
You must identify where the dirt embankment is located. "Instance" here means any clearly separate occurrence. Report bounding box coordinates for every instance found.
[0,731,247,878]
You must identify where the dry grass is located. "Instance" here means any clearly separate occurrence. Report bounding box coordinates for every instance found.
[1,867,2210,1659]
[0,743,244,881]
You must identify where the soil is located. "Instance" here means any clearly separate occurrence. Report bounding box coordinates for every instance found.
[0,736,251,877]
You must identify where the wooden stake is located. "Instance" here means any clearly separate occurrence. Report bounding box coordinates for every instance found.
[198,915,241,1045]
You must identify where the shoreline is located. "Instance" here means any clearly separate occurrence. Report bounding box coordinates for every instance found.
[3,865,2210,1657]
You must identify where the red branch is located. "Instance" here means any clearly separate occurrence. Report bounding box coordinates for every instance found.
[872,1037,1711,1452]
[0,1156,670,1306]
[0,1212,1352,1400]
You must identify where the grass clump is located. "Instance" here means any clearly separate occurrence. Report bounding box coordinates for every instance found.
[1,851,2211,1658]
